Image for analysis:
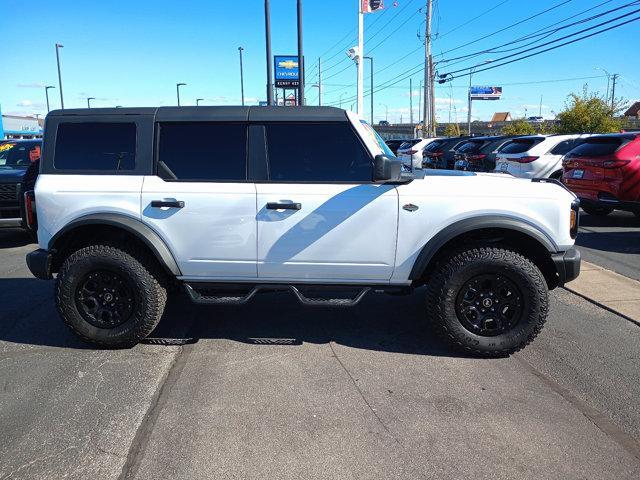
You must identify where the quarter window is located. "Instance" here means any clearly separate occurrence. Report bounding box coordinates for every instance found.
[157,123,247,181]
[54,123,136,170]
[265,123,372,182]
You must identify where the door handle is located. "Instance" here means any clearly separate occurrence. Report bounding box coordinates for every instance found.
[151,200,185,208]
[266,202,301,210]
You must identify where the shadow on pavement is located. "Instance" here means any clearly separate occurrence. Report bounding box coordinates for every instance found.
[579,211,640,229]
[576,231,640,255]
[0,228,35,249]
[0,278,467,359]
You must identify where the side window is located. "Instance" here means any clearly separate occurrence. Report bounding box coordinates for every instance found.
[265,123,372,182]
[54,123,136,170]
[157,123,247,181]
[550,139,579,156]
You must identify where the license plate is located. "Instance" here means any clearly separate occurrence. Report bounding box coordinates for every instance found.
[455,160,467,168]
[498,162,509,171]
[572,169,584,179]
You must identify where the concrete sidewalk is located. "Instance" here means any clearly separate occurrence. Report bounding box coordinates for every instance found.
[565,261,640,325]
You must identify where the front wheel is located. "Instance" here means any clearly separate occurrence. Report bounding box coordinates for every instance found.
[425,247,548,357]
[582,205,613,216]
[56,244,167,348]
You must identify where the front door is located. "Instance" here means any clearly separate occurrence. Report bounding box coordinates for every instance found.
[255,122,398,282]
[141,122,257,279]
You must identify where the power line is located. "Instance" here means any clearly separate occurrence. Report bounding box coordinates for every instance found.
[437,0,511,39]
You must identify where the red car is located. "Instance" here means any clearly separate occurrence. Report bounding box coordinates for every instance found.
[562,133,640,217]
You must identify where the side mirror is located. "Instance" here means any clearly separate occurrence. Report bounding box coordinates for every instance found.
[374,154,402,182]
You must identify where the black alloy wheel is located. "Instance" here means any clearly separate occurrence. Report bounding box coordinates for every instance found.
[75,270,135,328]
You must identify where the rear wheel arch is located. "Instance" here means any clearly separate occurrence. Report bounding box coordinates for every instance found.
[48,214,181,277]
[409,217,559,288]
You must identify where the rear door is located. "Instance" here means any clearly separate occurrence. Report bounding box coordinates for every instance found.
[141,121,257,279]
[255,122,398,282]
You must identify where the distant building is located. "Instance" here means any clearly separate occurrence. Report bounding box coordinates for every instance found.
[623,101,640,119]
[0,105,44,139]
[491,112,512,122]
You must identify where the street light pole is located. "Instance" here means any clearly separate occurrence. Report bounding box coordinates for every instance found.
[364,56,374,124]
[595,66,611,104]
[45,85,55,112]
[611,73,619,112]
[238,47,245,106]
[176,83,186,106]
[55,43,65,109]
[297,0,305,106]
[265,0,274,105]
[87,97,95,108]
[317,57,322,106]
[196,98,204,106]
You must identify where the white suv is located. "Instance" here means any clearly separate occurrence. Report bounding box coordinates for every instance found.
[495,134,589,179]
[26,106,581,357]
[397,137,440,170]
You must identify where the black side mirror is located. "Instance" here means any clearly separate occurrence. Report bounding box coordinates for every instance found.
[374,154,402,182]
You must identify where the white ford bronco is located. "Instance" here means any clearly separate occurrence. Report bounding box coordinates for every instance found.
[26,106,580,356]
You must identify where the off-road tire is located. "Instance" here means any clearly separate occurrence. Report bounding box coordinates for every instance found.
[56,244,167,348]
[582,205,614,216]
[425,246,549,357]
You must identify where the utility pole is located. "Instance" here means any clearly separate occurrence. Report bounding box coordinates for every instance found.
[238,47,245,106]
[45,86,55,112]
[610,73,619,112]
[410,78,413,125]
[429,54,435,136]
[357,1,364,116]
[539,94,543,117]
[265,0,274,105]
[422,0,432,138]
[55,43,64,109]
[364,56,374,124]
[317,57,322,106]
[418,80,422,126]
[297,0,305,106]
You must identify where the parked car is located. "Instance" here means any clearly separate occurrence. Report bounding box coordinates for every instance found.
[562,132,640,217]
[453,136,516,172]
[397,137,440,170]
[527,116,544,123]
[0,140,41,230]
[422,136,474,170]
[378,120,390,126]
[495,134,590,179]
[26,106,580,357]
[385,139,408,156]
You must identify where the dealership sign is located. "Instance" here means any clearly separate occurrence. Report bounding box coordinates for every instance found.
[470,86,502,100]
[362,0,384,13]
[274,55,300,88]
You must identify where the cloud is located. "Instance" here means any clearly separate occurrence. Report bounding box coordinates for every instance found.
[17,83,45,88]
[435,97,464,105]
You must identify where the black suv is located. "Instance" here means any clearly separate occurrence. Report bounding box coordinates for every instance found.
[453,136,518,172]
[0,140,41,229]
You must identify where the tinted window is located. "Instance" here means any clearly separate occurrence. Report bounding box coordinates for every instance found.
[424,140,445,152]
[550,138,581,155]
[568,138,623,157]
[158,123,246,181]
[55,123,136,170]
[266,123,372,182]
[498,138,541,154]
[0,142,40,167]
[398,139,421,150]
[457,140,483,153]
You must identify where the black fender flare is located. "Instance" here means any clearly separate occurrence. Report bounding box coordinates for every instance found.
[408,215,558,280]
[48,213,181,276]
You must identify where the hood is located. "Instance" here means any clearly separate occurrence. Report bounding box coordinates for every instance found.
[0,167,28,181]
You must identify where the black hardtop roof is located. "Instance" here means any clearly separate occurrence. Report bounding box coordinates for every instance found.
[46,106,349,122]
[584,132,640,141]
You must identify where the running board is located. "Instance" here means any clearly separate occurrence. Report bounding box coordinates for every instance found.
[184,283,373,308]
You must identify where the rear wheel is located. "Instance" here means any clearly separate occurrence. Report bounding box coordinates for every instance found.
[56,244,167,348]
[425,246,548,357]
[582,205,614,216]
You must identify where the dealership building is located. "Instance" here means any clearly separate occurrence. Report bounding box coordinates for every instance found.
[0,105,43,140]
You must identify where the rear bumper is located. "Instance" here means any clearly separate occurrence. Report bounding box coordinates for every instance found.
[551,247,581,286]
[26,249,53,279]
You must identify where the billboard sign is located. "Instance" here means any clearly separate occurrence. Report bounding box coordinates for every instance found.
[275,55,300,88]
[470,86,502,100]
[362,0,384,13]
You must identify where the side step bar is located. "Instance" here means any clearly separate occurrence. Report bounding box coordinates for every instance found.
[184,283,386,308]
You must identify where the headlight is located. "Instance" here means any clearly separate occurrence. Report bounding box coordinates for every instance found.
[570,199,580,239]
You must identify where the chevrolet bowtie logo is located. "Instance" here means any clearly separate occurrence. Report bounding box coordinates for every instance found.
[278,60,298,69]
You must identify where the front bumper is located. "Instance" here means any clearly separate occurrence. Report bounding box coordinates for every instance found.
[551,247,581,286]
[26,249,53,279]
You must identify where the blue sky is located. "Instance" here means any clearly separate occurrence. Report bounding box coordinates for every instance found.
[2,0,639,123]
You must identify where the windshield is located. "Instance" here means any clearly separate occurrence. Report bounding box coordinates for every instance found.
[0,142,41,168]
[360,121,395,158]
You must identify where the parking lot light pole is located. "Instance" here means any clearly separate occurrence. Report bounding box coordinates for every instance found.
[44,86,55,112]
[364,56,373,124]
[55,43,64,109]
[594,66,611,104]
[238,47,245,106]
[87,97,95,108]
[196,98,204,106]
[176,83,186,106]
[265,0,274,106]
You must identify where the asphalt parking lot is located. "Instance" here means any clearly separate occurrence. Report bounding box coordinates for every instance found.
[1,227,640,480]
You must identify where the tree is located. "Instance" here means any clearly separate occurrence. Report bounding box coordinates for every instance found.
[443,123,461,137]
[501,118,537,136]
[554,88,626,134]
